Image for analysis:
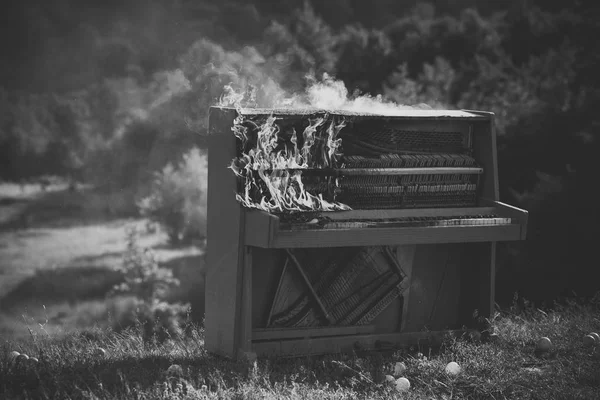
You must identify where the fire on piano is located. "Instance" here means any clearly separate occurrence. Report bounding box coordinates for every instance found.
[205,106,528,359]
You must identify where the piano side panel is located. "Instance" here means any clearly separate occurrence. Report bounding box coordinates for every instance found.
[205,107,246,358]
[471,115,500,201]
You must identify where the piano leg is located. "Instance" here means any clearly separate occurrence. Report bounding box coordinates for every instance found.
[458,241,496,333]
[477,241,496,332]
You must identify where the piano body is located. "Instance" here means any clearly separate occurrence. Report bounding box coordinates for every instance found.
[205,106,528,359]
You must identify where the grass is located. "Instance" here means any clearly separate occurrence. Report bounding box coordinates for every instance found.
[1,301,599,399]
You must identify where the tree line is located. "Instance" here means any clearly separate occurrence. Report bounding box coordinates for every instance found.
[1,0,598,305]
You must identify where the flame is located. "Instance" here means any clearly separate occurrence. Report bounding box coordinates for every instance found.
[299,116,324,167]
[229,113,351,212]
[235,170,350,213]
[325,118,345,168]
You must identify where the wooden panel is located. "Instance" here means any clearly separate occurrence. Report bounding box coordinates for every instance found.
[401,244,462,332]
[252,330,474,357]
[271,224,523,248]
[433,249,462,328]
[252,325,376,341]
[245,211,277,246]
[469,113,499,201]
[226,106,489,120]
[205,107,245,358]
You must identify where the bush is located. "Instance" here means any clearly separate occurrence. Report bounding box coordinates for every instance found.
[111,228,181,302]
[108,227,190,341]
[107,296,190,342]
[138,147,208,245]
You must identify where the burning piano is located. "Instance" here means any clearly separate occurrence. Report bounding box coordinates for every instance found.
[205,106,528,359]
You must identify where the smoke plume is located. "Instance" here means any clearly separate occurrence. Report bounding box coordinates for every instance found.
[218,73,436,116]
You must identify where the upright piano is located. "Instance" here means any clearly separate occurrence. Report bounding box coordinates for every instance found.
[205,106,528,359]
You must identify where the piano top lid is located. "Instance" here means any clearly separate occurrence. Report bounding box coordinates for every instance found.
[211,106,491,120]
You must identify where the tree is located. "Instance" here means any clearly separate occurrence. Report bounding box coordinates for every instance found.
[335,25,394,95]
[290,1,338,77]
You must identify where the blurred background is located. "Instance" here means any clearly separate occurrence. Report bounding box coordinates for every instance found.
[0,0,598,341]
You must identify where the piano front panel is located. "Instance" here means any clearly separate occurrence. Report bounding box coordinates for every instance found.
[249,242,490,349]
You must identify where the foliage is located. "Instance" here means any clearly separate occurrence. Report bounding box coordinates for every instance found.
[289,1,337,77]
[112,228,180,302]
[109,227,190,341]
[335,25,394,94]
[138,148,208,245]
[384,57,456,109]
[107,296,191,342]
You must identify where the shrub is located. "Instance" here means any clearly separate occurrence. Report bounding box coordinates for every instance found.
[137,147,207,245]
[107,296,190,342]
[112,227,181,302]
[109,227,190,341]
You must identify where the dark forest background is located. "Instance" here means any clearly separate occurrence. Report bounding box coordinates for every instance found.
[1,0,599,307]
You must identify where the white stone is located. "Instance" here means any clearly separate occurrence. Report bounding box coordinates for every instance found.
[395,377,410,392]
[445,361,461,376]
[8,351,20,361]
[394,361,407,377]
[536,337,552,352]
[583,335,596,347]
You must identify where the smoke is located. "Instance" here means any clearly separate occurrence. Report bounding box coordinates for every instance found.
[218,72,437,116]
